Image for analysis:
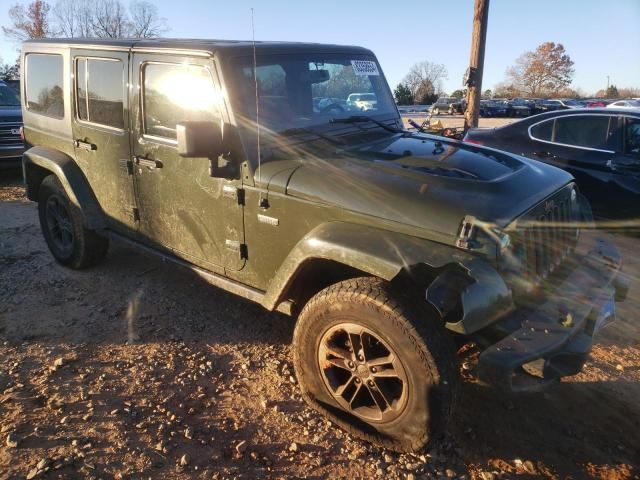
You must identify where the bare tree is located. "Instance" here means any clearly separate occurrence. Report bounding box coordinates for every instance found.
[2,0,54,41]
[90,0,131,38]
[402,61,448,103]
[53,0,93,37]
[129,0,168,38]
[506,42,574,97]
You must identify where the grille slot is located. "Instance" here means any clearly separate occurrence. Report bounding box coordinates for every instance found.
[516,192,577,281]
[0,122,23,147]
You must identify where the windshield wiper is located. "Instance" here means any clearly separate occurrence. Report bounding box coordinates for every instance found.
[279,127,344,146]
[330,115,403,133]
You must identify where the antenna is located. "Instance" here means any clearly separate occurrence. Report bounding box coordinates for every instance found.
[251,8,263,196]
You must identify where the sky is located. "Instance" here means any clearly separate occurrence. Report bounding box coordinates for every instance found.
[1,0,639,95]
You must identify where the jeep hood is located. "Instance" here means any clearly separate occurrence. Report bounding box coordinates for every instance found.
[0,106,22,123]
[260,133,572,239]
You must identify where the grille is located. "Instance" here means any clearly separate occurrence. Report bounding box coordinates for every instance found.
[0,122,23,147]
[514,188,578,281]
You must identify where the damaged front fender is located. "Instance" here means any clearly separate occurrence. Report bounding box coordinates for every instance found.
[264,221,514,335]
[427,258,514,334]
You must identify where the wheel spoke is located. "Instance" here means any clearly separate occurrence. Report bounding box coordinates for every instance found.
[367,354,394,368]
[348,332,364,361]
[348,381,364,406]
[367,382,391,411]
[334,375,356,399]
[323,343,351,361]
[324,356,351,372]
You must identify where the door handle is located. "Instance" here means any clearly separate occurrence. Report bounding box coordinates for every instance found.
[134,155,163,169]
[532,151,556,159]
[74,139,96,151]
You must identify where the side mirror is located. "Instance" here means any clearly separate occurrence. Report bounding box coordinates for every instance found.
[176,121,239,178]
[177,121,223,158]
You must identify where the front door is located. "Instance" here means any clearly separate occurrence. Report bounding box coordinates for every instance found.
[70,50,137,232]
[130,52,245,272]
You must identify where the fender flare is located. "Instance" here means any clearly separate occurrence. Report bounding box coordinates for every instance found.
[22,146,106,230]
[263,222,513,334]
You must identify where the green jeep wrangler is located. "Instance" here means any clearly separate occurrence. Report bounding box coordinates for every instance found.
[20,38,626,452]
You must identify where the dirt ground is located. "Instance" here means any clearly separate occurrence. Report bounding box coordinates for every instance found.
[1,168,639,480]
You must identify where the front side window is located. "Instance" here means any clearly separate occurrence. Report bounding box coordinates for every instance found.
[142,63,221,141]
[554,115,613,150]
[76,57,124,129]
[625,118,640,156]
[25,53,64,118]
[231,54,396,135]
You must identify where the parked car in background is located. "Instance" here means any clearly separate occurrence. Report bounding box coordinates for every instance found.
[0,80,24,169]
[584,99,613,108]
[429,96,465,115]
[479,99,507,117]
[505,98,535,117]
[606,99,640,110]
[346,92,377,111]
[464,108,640,223]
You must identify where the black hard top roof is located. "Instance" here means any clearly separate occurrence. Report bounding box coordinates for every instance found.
[23,37,373,57]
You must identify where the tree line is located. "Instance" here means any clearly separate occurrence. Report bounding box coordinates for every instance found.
[1,0,168,79]
[394,41,638,105]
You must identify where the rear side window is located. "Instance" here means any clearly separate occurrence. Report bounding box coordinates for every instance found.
[25,53,64,118]
[530,119,554,141]
[76,57,124,129]
[625,118,640,156]
[554,116,613,150]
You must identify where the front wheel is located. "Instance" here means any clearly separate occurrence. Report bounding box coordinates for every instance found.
[293,277,457,452]
[38,175,109,269]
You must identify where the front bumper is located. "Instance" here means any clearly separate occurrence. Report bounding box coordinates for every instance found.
[476,236,627,392]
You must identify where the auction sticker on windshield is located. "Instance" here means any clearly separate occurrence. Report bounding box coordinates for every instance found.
[351,60,379,76]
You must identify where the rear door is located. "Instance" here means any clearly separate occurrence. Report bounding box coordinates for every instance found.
[130,52,245,272]
[531,114,623,218]
[70,50,137,232]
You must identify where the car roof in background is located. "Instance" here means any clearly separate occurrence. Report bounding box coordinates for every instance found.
[497,107,640,130]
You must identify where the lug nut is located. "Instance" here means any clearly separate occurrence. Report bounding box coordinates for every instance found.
[357,354,364,362]
[347,361,354,369]
[370,366,377,373]
[367,379,375,388]
[354,377,361,384]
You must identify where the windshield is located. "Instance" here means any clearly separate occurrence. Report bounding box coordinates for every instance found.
[0,84,20,107]
[230,53,397,135]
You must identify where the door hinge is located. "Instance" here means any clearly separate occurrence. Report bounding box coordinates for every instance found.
[120,158,134,176]
[222,185,245,206]
[225,239,248,259]
[124,206,139,222]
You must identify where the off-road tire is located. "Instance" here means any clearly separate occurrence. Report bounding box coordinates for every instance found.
[293,277,457,452]
[38,175,109,269]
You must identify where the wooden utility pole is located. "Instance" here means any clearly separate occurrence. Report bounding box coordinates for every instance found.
[463,0,490,131]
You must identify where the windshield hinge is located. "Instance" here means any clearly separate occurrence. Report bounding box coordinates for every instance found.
[456,215,478,249]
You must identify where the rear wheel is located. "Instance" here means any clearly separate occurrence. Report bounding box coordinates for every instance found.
[293,277,457,452]
[38,175,109,269]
